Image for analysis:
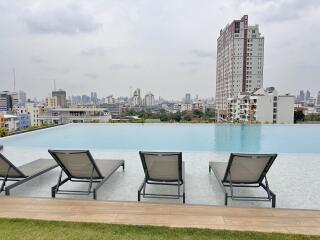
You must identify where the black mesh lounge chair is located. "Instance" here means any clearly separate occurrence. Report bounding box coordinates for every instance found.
[0,152,58,195]
[138,151,185,204]
[48,150,125,200]
[209,153,277,208]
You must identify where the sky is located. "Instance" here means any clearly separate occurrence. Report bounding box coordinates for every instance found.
[0,0,320,100]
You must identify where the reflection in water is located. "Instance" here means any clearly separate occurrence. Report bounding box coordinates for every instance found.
[214,125,261,153]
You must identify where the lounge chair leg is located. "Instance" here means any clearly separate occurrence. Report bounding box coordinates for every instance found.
[272,195,276,208]
[93,190,97,200]
[224,193,228,206]
[138,191,141,201]
[51,187,56,198]
[122,163,125,171]
[209,165,211,173]
[183,192,185,204]
[5,188,10,196]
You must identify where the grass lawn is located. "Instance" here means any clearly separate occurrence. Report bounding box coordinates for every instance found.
[0,218,319,240]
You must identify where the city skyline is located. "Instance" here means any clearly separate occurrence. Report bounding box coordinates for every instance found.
[1,0,320,99]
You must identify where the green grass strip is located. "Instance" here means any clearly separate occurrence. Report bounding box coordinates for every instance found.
[0,218,318,240]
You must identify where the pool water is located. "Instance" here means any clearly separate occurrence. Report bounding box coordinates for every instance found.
[1,123,320,153]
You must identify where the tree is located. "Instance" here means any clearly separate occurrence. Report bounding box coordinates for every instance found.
[193,109,203,118]
[294,110,305,123]
[0,128,8,137]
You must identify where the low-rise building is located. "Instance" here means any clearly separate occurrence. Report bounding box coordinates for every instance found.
[39,108,112,125]
[17,113,30,129]
[0,113,4,128]
[45,96,58,108]
[227,87,294,124]
[4,114,19,132]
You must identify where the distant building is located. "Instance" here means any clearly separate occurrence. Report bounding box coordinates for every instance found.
[91,92,98,104]
[4,114,19,132]
[52,90,67,108]
[184,93,191,104]
[81,95,91,105]
[106,95,115,104]
[18,91,27,105]
[99,103,125,117]
[297,90,305,103]
[0,113,4,128]
[25,102,44,126]
[305,90,311,102]
[0,91,18,112]
[180,103,192,112]
[144,92,155,106]
[45,96,58,108]
[39,108,111,125]
[192,101,205,113]
[216,15,264,111]
[227,87,295,124]
[132,88,141,106]
[317,91,320,106]
[17,113,30,129]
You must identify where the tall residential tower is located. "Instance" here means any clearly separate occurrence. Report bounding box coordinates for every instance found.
[215,15,264,111]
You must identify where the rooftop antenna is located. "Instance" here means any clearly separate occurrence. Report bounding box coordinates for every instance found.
[53,79,56,91]
[13,68,16,91]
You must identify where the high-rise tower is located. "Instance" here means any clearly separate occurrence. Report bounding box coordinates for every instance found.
[215,15,264,111]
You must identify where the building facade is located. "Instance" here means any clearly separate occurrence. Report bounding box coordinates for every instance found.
[39,108,111,125]
[227,87,294,124]
[0,91,19,112]
[52,90,67,108]
[17,113,30,129]
[4,114,19,132]
[0,113,4,128]
[216,15,264,112]
[45,96,58,108]
[144,92,155,106]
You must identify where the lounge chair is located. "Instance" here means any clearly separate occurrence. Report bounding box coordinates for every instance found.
[138,151,185,203]
[0,152,58,195]
[48,150,125,200]
[209,153,277,208]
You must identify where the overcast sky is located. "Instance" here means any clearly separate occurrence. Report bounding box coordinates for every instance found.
[0,0,320,100]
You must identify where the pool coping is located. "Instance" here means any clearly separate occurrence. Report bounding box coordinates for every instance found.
[0,196,319,236]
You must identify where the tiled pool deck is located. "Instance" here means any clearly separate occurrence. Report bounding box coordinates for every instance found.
[0,197,319,235]
[1,147,319,210]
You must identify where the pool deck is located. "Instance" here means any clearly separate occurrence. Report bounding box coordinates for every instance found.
[0,197,319,236]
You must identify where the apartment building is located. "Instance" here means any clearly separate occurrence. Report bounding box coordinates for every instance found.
[227,87,294,124]
[216,15,264,112]
[45,96,58,108]
[39,108,111,125]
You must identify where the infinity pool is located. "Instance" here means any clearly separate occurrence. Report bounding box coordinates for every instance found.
[1,123,320,153]
[1,123,320,209]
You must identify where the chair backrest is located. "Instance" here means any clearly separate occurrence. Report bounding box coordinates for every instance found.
[223,153,277,184]
[0,153,26,178]
[48,150,103,179]
[139,151,182,182]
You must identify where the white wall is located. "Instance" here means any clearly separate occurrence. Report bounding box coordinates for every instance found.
[277,96,295,124]
[255,95,273,123]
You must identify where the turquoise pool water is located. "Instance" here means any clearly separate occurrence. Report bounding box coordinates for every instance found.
[1,123,320,153]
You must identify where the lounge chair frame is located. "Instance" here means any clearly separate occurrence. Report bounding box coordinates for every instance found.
[49,150,124,200]
[209,153,277,208]
[0,153,58,195]
[138,151,185,203]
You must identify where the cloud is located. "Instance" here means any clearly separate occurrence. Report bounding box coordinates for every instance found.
[81,48,106,57]
[236,0,320,23]
[180,61,201,66]
[23,4,101,35]
[84,73,98,79]
[30,56,46,64]
[191,49,216,58]
[109,64,141,70]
